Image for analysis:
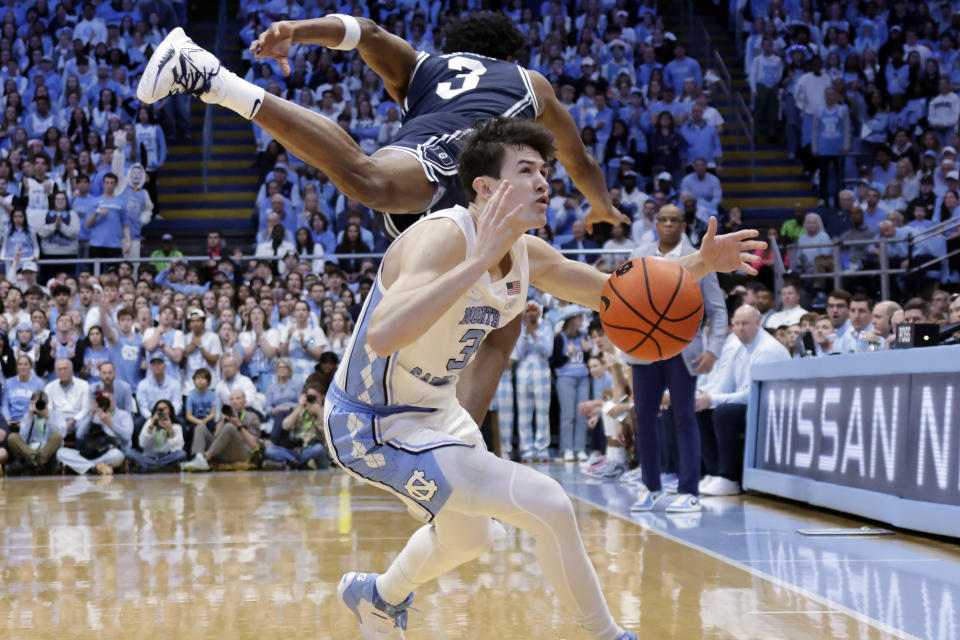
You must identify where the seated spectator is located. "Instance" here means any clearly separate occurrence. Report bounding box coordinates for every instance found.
[263,383,330,470]
[679,157,722,215]
[45,358,89,442]
[4,389,60,474]
[695,306,790,495]
[280,301,327,383]
[560,219,599,264]
[795,212,833,275]
[136,357,183,421]
[763,283,808,329]
[90,361,134,416]
[264,358,299,427]
[183,389,262,471]
[184,367,217,443]
[326,311,353,358]
[840,207,878,269]
[825,289,854,353]
[864,300,903,350]
[601,222,636,266]
[903,298,933,324]
[879,180,908,214]
[126,399,187,472]
[2,354,45,431]
[56,387,132,475]
[215,354,264,416]
[834,294,875,353]
[149,233,182,271]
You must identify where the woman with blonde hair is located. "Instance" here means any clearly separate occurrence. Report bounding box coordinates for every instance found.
[880,179,908,213]
[895,158,919,201]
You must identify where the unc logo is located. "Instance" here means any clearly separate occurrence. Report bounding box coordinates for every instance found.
[404,470,439,502]
[615,261,634,277]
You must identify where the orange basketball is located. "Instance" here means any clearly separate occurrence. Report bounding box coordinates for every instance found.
[599,257,704,361]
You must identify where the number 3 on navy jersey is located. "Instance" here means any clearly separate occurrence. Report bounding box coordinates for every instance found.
[436,56,487,100]
[446,328,485,370]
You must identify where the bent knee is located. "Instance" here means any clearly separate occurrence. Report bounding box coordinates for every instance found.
[521,475,577,528]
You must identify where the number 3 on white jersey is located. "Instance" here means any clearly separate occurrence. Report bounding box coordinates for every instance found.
[435,56,487,100]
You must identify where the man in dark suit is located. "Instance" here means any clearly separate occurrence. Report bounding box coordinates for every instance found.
[625,204,728,514]
[560,219,599,264]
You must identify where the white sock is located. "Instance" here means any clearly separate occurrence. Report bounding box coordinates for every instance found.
[607,446,625,463]
[205,67,266,119]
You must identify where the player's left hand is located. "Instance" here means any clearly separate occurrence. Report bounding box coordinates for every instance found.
[698,217,766,275]
[251,20,294,76]
[584,205,631,234]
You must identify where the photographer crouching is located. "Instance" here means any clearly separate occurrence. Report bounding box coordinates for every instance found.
[56,388,132,475]
[4,390,62,474]
[182,389,261,472]
[263,377,330,470]
[125,400,188,472]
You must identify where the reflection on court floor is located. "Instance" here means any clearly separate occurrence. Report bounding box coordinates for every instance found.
[0,470,950,638]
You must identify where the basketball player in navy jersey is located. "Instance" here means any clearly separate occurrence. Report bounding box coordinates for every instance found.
[136,12,630,425]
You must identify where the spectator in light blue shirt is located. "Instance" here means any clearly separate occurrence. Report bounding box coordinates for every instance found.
[85,172,128,258]
[135,357,183,420]
[679,158,723,214]
[680,105,722,168]
[663,44,702,93]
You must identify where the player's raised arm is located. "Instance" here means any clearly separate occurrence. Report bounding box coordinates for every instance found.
[526,218,767,309]
[251,16,419,104]
[529,71,631,234]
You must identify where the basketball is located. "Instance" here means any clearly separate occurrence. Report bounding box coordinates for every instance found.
[599,257,704,361]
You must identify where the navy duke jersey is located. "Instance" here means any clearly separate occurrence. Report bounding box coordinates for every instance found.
[378,51,540,237]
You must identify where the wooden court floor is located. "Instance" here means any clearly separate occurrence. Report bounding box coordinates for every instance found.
[0,472,907,639]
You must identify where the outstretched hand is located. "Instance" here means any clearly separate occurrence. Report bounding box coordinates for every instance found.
[698,217,767,275]
[250,21,294,76]
[584,205,631,234]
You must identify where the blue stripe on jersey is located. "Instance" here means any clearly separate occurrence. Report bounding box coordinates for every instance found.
[342,284,392,406]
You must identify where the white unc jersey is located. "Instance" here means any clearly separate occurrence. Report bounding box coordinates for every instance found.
[334,205,529,411]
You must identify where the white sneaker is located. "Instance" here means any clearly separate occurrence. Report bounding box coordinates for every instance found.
[576,450,590,463]
[338,571,412,639]
[665,493,702,513]
[619,467,644,485]
[698,475,717,493]
[182,453,210,472]
[563,450,575,463]
[137,27,223,105]
[701,477,741,496]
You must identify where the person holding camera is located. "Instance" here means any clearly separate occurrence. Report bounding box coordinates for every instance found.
[4,390,60,473]
[263,383,330,470]
[2,354,45,433]
[126,399,187,472]
[56,388,133,475]
[183,389,262,471]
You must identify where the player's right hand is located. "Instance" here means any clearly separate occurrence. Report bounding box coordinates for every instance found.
[474,181,525,267]
[251,21,294,76]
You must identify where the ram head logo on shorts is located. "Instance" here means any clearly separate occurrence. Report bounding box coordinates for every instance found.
[404,470,438,502]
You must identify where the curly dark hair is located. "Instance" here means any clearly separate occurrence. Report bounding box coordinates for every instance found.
[458,117,556,201]
[440,11,525,60]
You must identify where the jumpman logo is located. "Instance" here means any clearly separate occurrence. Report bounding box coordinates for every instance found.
[404,470,438,502]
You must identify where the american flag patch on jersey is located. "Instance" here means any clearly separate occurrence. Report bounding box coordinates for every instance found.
[506,281,522,295]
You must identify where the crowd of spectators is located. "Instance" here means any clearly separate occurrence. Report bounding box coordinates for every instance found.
[0,1,958,496]
[744,0,960,294]
[0,0,184,289]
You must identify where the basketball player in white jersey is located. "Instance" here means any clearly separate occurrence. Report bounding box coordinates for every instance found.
[327,118,765,640]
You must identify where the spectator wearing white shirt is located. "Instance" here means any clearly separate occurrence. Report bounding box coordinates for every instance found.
[749,37,785,140]
[56,388,132,475]
[44,358,91,438]
[928,76,960,147]
[74,3,108,44]
[215,354,264,416]
[695,306,790,495]
[763,283,808,329]
[182,309,223,393]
